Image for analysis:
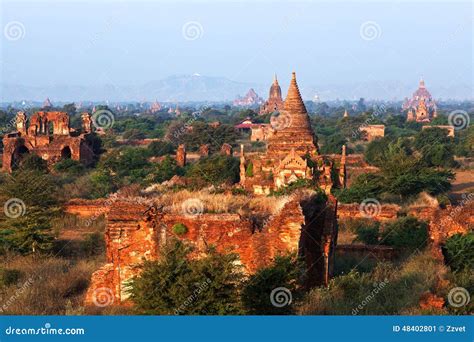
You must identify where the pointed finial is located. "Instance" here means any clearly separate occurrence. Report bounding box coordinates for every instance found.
[419,76,425,88]
[292,71,296,80]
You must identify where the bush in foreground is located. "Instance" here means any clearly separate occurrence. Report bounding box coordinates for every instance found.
[129,239,244,315]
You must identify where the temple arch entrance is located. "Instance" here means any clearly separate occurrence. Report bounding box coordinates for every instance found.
[61,146,72,160]
[11,145,29,170]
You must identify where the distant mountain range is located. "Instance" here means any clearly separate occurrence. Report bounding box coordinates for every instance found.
[1,74,472,103]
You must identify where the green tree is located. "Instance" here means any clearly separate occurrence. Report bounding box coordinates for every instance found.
[414,128,455,167]
[443,233,474,272]
[89,170,117,198]
[147,140,175,157]
[0,171,60,254]
[148,156,182,184]
[320,134,347,154]
[381,217,429,251]
[242,255,302,314]
[129,239,244,315]
[98,147,152,184]
[186,155,240,186]
[17,154,48,172]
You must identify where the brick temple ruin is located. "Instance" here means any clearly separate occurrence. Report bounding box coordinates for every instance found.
[84,191,338,305]
[2,111,96,172]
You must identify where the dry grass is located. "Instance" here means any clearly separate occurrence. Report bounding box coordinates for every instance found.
[0,254,102,315]
[149,188,316,216]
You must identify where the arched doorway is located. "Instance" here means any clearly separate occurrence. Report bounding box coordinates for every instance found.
[11,145,29,170]
[61,146,72,160]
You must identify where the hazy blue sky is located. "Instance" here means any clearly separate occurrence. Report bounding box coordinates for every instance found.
[1,0,472,91]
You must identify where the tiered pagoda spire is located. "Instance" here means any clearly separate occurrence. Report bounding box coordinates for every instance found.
[267,72,318,157]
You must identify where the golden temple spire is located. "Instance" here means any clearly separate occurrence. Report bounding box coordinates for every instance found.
[283,72,307,114]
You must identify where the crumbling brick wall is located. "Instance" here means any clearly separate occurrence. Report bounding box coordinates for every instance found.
[85,193,338,306]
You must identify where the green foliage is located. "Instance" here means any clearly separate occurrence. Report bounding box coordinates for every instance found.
[231,188,247,195]
[177,122,239,152]
[443,233,474,272]
[245,162,253,177]
[299,252,445,315]
[364,137,393,166]
[242,255,302,315]
[98,147,151,184]
[122,128,146,140]
[414,128,455,167]
[270,179,325,198]
[80,232,105,257]
[146,140,175,157]
[129,239,244,315]
[172,223,188,235]
[453,126,474,157]
[354,224,380,245]
[18,154,48,173]
[88,170,117,198]
[0,171,60,254]
[148,156,182,184]
[335,173,384,203]
[341,140,454,202]
[320,134,347,154]
[53,159,85,176]
[185,155,239,186]
[381,217,428,251]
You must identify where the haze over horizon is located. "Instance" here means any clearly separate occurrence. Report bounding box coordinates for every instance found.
[1,0,473,101]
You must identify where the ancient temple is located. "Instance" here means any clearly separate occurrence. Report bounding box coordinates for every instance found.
[233,89,264,107]
[239,72,342,195]
[259,75,284,114]
[150,100,162,113]
[2,111,96,172]
[404,78,437,122]
[43,97,53,108]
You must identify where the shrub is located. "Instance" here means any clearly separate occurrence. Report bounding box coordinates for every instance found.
[16,154,48,172]
[0,268,23,286]
[242,255,302,315]
[81,232,105,257]
[129,239,244,315]
[54,159,85,175]
[443,233,474,272]
[172,223,188,235]
[185,155,240,186]
[299,251,445,315]
[354,225,380,245]
[380,217,428,251]
[147,140,175,157]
